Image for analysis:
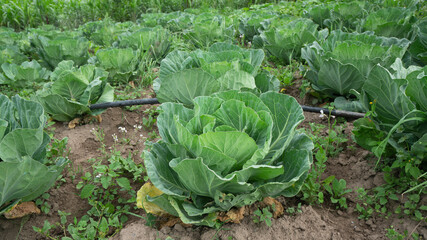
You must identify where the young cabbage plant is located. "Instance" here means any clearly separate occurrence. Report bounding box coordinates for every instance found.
[138,90,313,226]
[0,60,50,88]
[36,60,114,122]
[154,42,280,107]
[0,94,67,214]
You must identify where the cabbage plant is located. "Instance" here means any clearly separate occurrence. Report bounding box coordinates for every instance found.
[30,34,90,70]
[0,94,67,214]
[301,30,410,98]
[183,13,235,49]
[95,48,139,84]
[36,60,114,122]
[352,61,426,166]
[138,90,313,226]
[79,19,134,47]
[253,18,327,64]
[305,1,369,31]
[154,42,279,107]
[0,60,50,88]
[0,46,28,66]
[237,11,277,41]
[118,26,171,61]
[408,18,427,66]
[363,7,417,39]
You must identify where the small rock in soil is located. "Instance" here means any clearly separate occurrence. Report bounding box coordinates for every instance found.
[174,224,185,232]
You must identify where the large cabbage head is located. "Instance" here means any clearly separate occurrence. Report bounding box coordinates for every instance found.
[138,90,313,226]
[0,94,67,214]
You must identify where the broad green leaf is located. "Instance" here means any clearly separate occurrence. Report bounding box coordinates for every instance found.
[156,69,221,107]
[260,92,304,162]
[170,157,254,197]
[0,157,66,213]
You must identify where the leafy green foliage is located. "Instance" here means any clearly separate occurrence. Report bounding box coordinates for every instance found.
[36,60,114,121]
[301,30,410,98]
[118,26,171,61]
[154,42,279,106]
[183,12,235,49]
[95,48,139,84]
[363,7,417,39]
[30,33,90,70]
[0,94,66,214]
[140,91,313,226]
[252,207,273,227]
[0,60,50,88]
[253,18,327,64]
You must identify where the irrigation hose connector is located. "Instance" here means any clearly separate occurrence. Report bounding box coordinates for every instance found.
[89,98,366,119]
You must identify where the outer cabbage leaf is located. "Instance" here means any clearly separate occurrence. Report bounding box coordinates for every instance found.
[0,95,66,214]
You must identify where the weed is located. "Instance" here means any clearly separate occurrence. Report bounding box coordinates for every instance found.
[286,203,302,216]
[35,193,51,214]
[301,108,351,208]
[252,207,273,227]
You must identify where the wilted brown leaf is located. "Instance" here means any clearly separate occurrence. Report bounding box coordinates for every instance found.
[94,115,102,123]
[217,206,246,223]
[4,202,41,219]
[68,118,81,129]
[262,197,284,218]
[159,216,191,229]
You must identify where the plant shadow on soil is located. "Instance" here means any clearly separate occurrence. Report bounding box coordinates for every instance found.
[0,87,426,240]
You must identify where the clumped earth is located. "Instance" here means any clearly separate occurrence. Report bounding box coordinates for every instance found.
[0,90,426,240]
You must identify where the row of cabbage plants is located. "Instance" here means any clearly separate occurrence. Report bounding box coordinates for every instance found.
[0,0,425,226]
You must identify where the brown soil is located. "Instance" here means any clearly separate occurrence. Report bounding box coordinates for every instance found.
[0,98,426,240]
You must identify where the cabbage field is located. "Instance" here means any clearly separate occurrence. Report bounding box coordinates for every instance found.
[0,0,426,239]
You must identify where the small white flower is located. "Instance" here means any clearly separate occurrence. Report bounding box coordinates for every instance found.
[239,34,243,38]
[140,134,143,137]
[118,126,127,133]
[319,110,326,118]
[95,173,102,178]
[112,133,118,142]
[331,115,336,119]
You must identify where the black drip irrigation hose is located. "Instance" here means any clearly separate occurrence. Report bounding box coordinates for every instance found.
[89,98,366,119]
